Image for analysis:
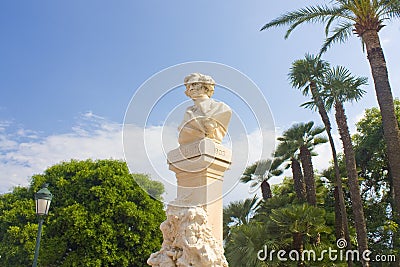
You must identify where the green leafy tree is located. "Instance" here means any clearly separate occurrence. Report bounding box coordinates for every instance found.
[0,187,37,266]
[132,173,164,200]
[226,178,337,267]
[353,100,400,255]
[261,0,400,228]
[0,159,165,267]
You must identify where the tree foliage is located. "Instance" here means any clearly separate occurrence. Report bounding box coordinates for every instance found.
[227,100,400,265]
[0,159,165,267]
[260,0,400,54]
[225,178,338,267]
[353,99,400,255]
[261,0,400,237]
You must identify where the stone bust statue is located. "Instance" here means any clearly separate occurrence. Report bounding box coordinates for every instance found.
[178,73,232,145]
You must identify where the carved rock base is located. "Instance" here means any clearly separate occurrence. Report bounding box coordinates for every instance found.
[147,200,228,267]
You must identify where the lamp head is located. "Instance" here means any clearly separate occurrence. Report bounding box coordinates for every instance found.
[35,184,53,216]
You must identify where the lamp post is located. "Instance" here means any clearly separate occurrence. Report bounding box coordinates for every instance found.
[32,184,53,267]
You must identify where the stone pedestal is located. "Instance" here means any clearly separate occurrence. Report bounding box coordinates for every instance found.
[147,138,231,267]
[167,138,231,243]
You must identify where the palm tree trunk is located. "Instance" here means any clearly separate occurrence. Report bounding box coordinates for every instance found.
[362,29,400,226]
[260,180,272,200]
[291,158,306,202]
[293,232,304,267]
[310,84,350,246]
[333,187,344,236]
[387,168,397,247]
[299,146,317,206]
[335,101,369,267]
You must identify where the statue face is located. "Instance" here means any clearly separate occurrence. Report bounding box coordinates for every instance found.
[185,82,208,99]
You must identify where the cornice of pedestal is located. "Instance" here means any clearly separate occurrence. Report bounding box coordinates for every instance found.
[167,138,232,174]
[167,138,231,163]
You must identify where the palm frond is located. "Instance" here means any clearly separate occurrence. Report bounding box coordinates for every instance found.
[270,158,284,172]
[325,12,339,35]
[283,6,341,38]
[320,21,353,54]
[276,121,327,161]
[224,195,259,227]
[300,100,318,111]
[289,54,330,92]
[379,0,400,19]
[322,65,367,104]
[240,175,253,184]
[270,169,283,177]
[321,92,335,111]
[250,181,258,188]
[310,125,326,136]
[304,121,315,134]
[261,5,345,37]
[313,136,328,145]
[262,0,399,56]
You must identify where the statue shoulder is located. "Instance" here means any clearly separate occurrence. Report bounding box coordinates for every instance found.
[209,99,231,112]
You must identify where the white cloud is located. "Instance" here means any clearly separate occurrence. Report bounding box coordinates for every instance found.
[0,112,350,206]
[0,114,276,206]
[0,115,124,193]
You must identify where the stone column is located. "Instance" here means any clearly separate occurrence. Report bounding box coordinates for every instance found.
[167,138,231,243]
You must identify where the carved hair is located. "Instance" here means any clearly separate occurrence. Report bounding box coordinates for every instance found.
[184,73,215,98]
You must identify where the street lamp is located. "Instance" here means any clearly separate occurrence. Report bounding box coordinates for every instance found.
[32,184,53,267]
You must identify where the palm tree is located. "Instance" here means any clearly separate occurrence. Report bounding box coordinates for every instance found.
[321,65,369,266]
[276,122,327,206]
[225,222,272,267]
[223,196,259,241]
[225,223,270,267]
[240,159,283,201]
[269,203,331,267]
[261,0,400,223]
[275,140,307,202]
[289,54,350,243]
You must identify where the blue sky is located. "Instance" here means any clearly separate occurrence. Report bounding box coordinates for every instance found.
[1,1,399,202]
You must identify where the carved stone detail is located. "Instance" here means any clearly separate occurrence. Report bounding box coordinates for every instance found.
[147,201,228,267]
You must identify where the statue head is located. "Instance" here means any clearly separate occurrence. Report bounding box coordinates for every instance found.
[184,73,215,98]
